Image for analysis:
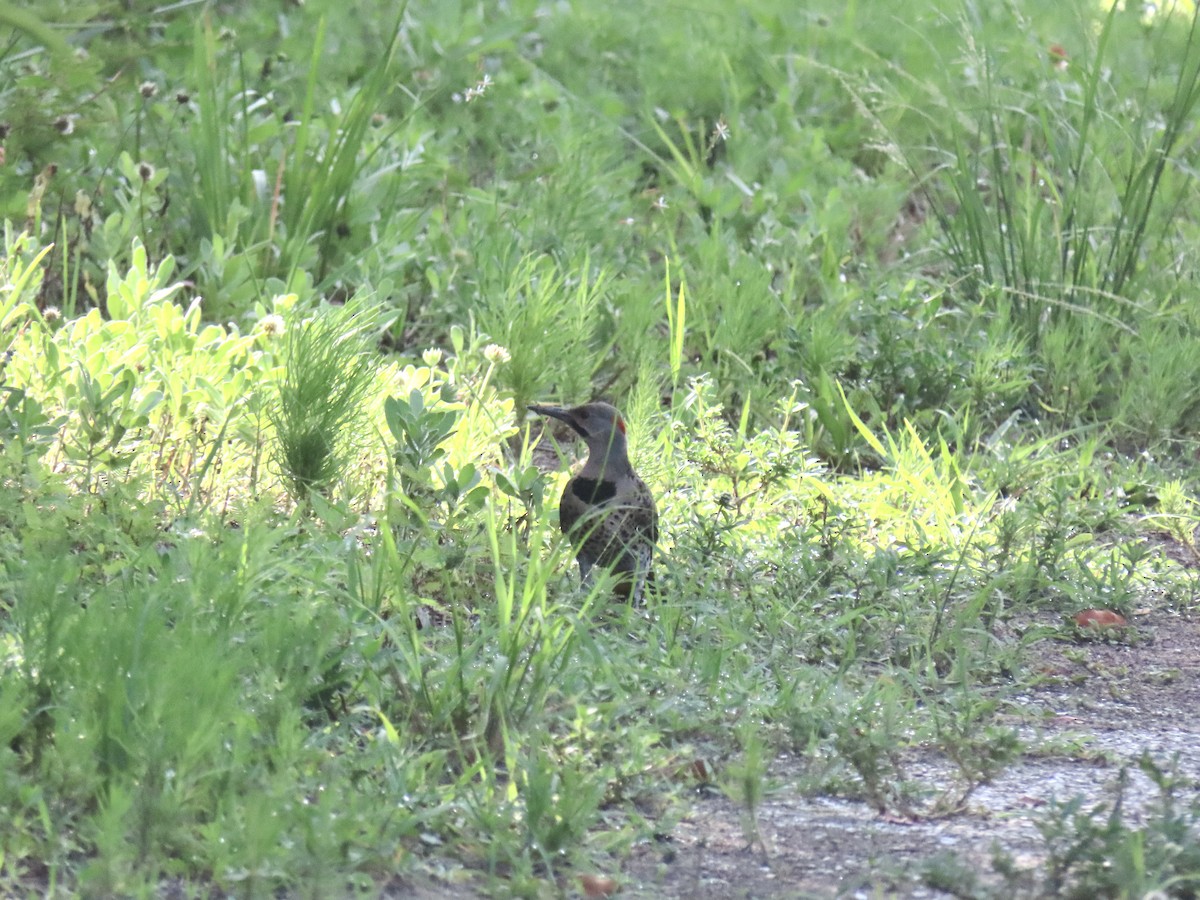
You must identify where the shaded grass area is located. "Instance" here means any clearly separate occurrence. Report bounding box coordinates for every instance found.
[2,0,1200,896]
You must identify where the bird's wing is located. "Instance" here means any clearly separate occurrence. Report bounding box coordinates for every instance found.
[630,478,658,547]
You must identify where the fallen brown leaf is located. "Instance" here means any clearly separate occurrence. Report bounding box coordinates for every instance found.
[1073,609,1127,628]
[580,873,619,897]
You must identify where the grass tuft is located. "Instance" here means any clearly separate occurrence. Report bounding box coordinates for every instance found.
[269,302,380,498]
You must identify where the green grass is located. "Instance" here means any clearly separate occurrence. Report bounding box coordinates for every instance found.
[3,0,1200,895]
[270,299,383,498]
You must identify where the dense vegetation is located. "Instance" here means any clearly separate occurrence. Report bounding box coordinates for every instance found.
[2,0,1200,895]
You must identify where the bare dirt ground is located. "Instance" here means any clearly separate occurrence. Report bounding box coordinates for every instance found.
[618,605,1200,899]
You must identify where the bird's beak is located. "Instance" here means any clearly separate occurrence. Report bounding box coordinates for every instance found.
[529,404,585,437]
[529,404,569,422]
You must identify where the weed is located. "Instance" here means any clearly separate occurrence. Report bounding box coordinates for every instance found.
[269,301,380,498]
[1029,755,1200,899]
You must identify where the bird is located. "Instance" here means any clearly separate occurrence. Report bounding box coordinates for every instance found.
[528,401,658,603]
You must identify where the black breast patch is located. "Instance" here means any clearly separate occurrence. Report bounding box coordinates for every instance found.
[571,477,617,505]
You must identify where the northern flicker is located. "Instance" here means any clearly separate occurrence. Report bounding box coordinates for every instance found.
[529,401,658,603]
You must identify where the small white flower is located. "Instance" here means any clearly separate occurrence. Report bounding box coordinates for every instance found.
[464,72,494,103]
[422,348,444,367]
[483,343,511,364]
[713,118,731,142]
[258,314,286,336]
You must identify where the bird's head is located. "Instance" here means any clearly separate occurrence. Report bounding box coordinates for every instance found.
[529,401,629,467]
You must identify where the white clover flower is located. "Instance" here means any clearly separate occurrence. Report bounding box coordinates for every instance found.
[258,314,286,336]
[483,343,511,364]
